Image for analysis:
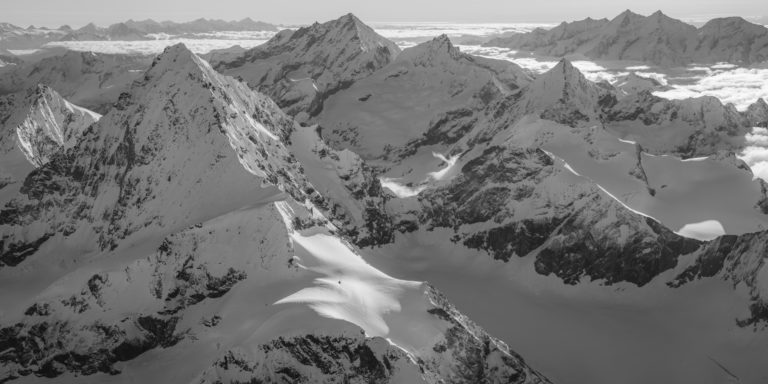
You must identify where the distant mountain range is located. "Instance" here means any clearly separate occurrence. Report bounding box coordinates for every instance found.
[485,10,768,66]
[3,11,768,384]
[0,18,278,50]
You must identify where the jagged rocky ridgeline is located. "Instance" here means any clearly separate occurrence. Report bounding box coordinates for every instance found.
[3,11,768,384]
[485,10,768,66]
[0,84,99,188]
[0,43,550,384]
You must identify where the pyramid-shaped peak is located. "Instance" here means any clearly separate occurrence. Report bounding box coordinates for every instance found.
[148,43,201,72]
[338,12,362,23]
[520,58,604,125]
[529,58,593,93]
[275,13,397,51]
[157,43,195,60]
[612,9,645,24]
[399,34,462,64]
[748,97,768,111]
[549,58,586,79]
[78,22,99,32]
[323,13,392,45]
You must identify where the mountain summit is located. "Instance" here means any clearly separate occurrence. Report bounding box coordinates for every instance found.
[485,10,768,66]
[0,43,310,264]
[216,13,401,121]
[0,85,98,185]
[519,59,606,124]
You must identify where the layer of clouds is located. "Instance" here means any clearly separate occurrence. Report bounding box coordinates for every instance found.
[654,66,768,111]
[45,38,270,55]
[738,127,768,182]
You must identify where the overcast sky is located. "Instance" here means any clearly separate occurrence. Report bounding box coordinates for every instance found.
[1,0,766,27]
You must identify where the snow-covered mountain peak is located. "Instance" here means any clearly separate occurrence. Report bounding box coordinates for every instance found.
[396,34,464,66]
[610,9,645,27]
[258,13,398,59]
[0,84,98,175]
[519,58,606,125]
[143,42,205,81]
[216,14,401,120]
[0,43,314,259]
[529,58,595,99]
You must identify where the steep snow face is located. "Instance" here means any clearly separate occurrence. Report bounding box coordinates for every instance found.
[0,43,312,266]
[319,35,532,159]
[216,13,401,121]
[0,50,149,114]
[0,85,99,185]
[485,10,768,67]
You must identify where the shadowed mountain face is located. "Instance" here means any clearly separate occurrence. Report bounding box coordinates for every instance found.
[485,10,768,66]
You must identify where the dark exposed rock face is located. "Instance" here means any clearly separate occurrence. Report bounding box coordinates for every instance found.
[0,315,183,380]
[415,145,699,286]
[535,216,701,286]
[420,286,551,384]
[669,232,768,327]
[198,285,551,384]
[0,206,274,382]
[199,334,417,384]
